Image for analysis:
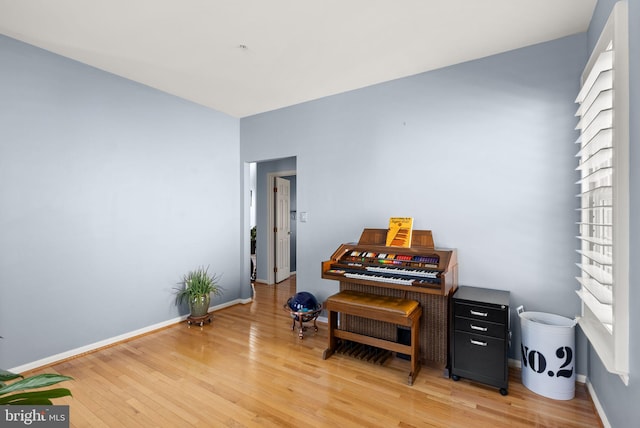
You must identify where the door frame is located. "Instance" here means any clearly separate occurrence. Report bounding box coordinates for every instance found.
[266,170,296,285]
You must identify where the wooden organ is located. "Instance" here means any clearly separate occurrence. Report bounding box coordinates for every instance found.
[321,228,458,368]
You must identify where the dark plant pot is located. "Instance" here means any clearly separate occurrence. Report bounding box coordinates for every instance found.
[189,294,211,317]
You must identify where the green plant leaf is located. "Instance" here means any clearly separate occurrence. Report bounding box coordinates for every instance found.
[1,397,53,405]
[0,388,71,405]
[174,266,223,306]
[0,369,22,382]
[0,374,72,396]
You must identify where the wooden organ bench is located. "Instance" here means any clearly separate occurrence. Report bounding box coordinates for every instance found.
[322,290,422,385]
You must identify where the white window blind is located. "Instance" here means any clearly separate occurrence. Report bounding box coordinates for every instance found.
[574,1,629,384]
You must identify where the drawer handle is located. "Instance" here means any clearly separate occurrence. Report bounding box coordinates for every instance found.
[470,310,488,317]
[470,339,487,347]
[470,324,488,332]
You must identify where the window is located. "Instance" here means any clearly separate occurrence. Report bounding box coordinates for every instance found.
[574,1,629,384]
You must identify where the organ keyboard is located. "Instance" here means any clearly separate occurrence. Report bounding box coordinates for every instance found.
[322,229,457,296]
[321,228,458,368]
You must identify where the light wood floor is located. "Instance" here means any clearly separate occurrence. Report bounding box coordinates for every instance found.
[31,276,602,427]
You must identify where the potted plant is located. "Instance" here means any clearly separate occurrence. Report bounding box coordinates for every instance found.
[174,266,223,319]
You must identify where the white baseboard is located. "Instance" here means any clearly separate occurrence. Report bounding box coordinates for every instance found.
[586,378,610,428]
[9,298,249,374]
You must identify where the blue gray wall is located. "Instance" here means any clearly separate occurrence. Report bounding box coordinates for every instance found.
[585,1,639,427]
[241,34,587,372]
[0,35,241,369]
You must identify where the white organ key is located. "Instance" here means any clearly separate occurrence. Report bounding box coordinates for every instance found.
[365,266,437,278]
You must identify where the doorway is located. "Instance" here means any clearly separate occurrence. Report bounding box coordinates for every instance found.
[266,169,296,284]
[246,157,296,286]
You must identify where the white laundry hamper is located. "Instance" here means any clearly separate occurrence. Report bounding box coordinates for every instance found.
[518,310,577,400]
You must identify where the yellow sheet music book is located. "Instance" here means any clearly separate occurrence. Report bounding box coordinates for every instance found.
[386,217,413,247]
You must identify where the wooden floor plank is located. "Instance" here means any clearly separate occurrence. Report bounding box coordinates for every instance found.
[27,276,602,427]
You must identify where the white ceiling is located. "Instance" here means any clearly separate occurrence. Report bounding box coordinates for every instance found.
[0,0,596,118]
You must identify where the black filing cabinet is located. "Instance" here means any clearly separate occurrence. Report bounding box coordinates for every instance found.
[451,286,510,395]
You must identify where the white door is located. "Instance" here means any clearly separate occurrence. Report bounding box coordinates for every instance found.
[274,177,291,283]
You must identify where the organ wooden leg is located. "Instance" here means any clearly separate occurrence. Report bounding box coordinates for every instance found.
[409,314,421,385]
[322,309,337,359]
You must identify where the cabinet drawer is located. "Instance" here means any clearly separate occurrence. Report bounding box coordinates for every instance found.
[454,316,506,339]
[454,302,506,324]
[453,331,506,381]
